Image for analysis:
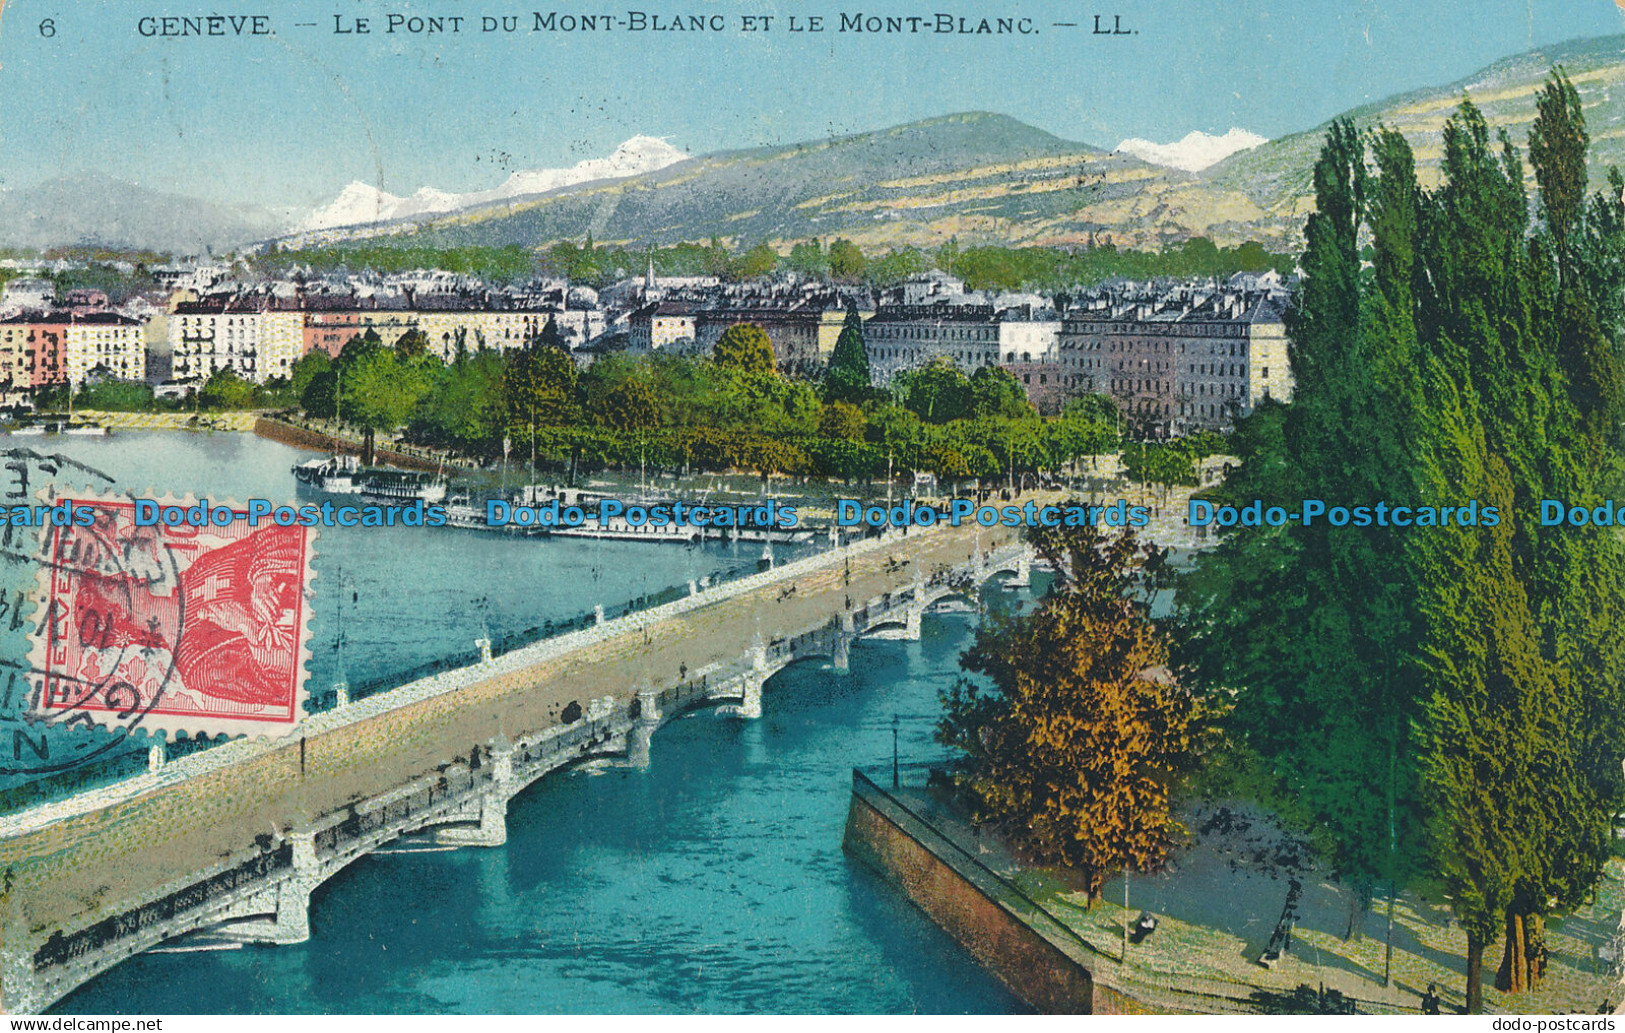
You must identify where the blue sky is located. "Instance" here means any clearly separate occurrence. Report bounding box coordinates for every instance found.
[1,0,1622,213]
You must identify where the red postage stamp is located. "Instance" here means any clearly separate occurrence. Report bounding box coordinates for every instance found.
[29,493,315,739]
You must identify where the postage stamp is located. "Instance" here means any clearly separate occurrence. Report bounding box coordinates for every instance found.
[28,493,315,740]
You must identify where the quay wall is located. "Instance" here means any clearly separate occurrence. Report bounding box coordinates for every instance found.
[75,411,258,432]
[252,417,450,472]
[842,771,1157,1015]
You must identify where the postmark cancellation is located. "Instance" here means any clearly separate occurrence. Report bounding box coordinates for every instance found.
[27,492,315,741]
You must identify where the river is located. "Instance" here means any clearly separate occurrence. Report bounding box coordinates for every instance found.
[14,430,1021,1014]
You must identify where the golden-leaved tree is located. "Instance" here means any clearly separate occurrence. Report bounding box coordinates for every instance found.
[937,523,1216,903]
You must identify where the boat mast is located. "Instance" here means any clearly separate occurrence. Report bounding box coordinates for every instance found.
[333,565,350,707]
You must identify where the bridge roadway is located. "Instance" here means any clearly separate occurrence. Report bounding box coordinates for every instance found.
[0,517,1030,1013]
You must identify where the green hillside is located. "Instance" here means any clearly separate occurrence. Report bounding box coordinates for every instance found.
[1203,34,1625,245]
[320,112,1185,253]
[305,35,1625,256]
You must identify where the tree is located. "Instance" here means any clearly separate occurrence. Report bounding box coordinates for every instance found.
[1491,72,1625,993]
[787,240,828,279]
[967,365,1032,419]
[601,378,660,433]
[1531,69,1589,285]
[412,348,503,450]
[827,238,867,281]
[301,369,338,419]
[1045,400,1118,471]
[864,401,924,454]
[865,248,932,287]
[734,243,780,280]
[938,523,1214,903]
[1415,451,1551,1014]
[75,379,153,412]
[394,328,430,360]
[342,348,435,462]
[289,349,331,401]
[702,236,732,279]
[1179,82,1625,1010]
[533,315,568,352]
[198,367,257,410]
[712,323,776,375]
[894,358,970,422]
[1179,116,1425,907]
[1121,442,1197,500]
[818,400,866,442]
[824,306,872,404]
[1531,72,1625,444]
[505,346,580,435]
[338,327,384,366]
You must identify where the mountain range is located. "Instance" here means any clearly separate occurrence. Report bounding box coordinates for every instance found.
[0,173,286,254]
[293,136,690,235]
[291,34,1625,256]
[9,34,1625,255]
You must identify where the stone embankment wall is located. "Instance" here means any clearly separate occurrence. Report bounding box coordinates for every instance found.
[842,771,1157,1015]
[252,417,452,473]
[75,410,259,432]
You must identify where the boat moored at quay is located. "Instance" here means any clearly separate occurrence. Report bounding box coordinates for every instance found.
[293,454,448,504]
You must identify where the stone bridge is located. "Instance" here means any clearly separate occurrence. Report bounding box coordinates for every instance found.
[0,523,1032,1014]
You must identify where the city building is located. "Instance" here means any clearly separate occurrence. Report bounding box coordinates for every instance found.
[0,316,53,397]
[694,301,827,375]
[1058,284,1292,436]
[170,297,304,383]
[65,313,146,385]
[996,305,1064,413]
[302,299,364,358]
[0,312,144,389]
[18,318,68,388]
[863,304,1001,385]
[412,301,554,359]
[627,300,701,353]
[0,278,56,317]
[815,300,874,362]
[880,270,971,306]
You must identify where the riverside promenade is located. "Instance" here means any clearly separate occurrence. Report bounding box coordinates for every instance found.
[0,516,1028,1013]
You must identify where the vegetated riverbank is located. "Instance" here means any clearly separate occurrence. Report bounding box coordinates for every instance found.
[844,772,1625,1015]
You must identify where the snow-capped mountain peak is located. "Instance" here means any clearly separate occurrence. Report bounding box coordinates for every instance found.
[495,135,687,197]
[299,182,401,232]
[296,136,689,234]
[1115,128,1268,173]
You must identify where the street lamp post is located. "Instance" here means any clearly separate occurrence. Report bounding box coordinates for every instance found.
[892,714,900,789]
[1122,868,1131,962]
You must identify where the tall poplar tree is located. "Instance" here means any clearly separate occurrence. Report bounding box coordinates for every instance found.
[1182,78,1625,1011]
[1183,119,1425,899]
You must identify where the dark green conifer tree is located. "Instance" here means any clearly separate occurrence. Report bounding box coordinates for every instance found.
[824,305,872,404]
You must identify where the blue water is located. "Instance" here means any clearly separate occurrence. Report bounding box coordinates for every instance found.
[0,432,800,790]
[25,431,1022,1014]
[7,431,791,699]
